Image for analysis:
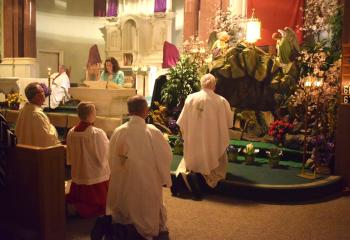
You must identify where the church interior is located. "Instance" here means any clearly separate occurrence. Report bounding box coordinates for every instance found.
[1,0,350,239]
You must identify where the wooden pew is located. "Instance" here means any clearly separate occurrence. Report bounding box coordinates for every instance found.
[0,144,66,240]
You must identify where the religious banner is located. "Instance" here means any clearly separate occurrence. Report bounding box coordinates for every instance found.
[154,0,167,12]
[94,0,107,17]
[107,0,118,17]
[247,0,304,46]
[94,0,118,17]
[162,41,179,68]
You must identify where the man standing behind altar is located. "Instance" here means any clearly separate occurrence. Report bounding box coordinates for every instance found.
[176,73,233,199]
[15,82,59,147]
[50,65,70,109]
[106,95,172,239]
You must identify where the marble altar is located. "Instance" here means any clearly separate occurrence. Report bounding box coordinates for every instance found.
[68,87,136,117]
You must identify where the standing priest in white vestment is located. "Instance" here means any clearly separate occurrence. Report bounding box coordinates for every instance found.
[176,73,233,198]
[106,95,172,240]
[15,82,60,147]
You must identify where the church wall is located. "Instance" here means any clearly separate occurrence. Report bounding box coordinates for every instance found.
[0,0,3,60]
[36,0,106,83]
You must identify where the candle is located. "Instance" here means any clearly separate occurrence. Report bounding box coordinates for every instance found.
[132,65,139,72]
[47,67,51,76]
[141,66,148,72]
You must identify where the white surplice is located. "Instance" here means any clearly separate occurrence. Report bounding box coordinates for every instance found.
[15,103,59,147]
[106,116,172,240]
[50,72,70,109]
[176,89,233,187]
[66,126,110,185]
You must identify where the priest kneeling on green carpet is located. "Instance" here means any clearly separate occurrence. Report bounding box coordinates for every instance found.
[175,73,233,200]
[104,95,172,240]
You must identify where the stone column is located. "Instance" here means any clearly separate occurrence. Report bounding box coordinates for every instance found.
[1,0,38,77]
[198,0,230,41]
[3,0,36,58]
[183,0,199,40]
[343,0,350,43]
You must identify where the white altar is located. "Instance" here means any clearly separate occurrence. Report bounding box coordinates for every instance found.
[69,87,136,118]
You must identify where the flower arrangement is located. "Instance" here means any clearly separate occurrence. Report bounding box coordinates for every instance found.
[245,143,255,156]
[268,147,283,168]
[310,134,334,167]
[148,102,172,134]
[268,120,293,144]
[211,8,245,45]
[6,92,25,109]
[183,36,209,66]
[39,83,51,97]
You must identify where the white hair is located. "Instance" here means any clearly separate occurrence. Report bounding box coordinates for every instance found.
[200,73,217,89]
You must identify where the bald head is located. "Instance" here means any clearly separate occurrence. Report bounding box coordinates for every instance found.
[127,95,148,118]
[200,73,217,90]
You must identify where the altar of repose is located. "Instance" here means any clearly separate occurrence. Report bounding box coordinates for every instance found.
[68,87,136,118]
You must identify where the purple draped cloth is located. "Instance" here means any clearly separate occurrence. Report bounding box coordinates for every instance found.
[87,44,102,67]
[94,0,106,17]
[154,0,166,12]
[162,41,179,68]
[107,0,118,17]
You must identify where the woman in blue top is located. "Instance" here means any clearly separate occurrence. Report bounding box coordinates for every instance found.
[100,57,124,85]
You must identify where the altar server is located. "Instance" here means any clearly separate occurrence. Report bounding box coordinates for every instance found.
[50,65,70,109]
[15,82,59,147]
[106,95,172,240]
[177,73,233,197]
[66,102,110,218]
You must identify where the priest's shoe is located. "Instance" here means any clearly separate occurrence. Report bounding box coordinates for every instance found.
[187,172,204,201]
[170,174,189,197]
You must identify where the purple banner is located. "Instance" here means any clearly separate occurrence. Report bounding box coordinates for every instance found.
[107,0,118,17]
[154,0,166,12]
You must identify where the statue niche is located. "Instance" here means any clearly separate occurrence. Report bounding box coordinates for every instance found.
[122,19,137,51]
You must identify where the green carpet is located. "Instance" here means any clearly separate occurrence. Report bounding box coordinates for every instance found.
[171,154,324,186]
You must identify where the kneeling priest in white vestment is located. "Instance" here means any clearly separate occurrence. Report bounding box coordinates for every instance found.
[106,95,172,240]
[177,73,233,191]
[15,82,60,147]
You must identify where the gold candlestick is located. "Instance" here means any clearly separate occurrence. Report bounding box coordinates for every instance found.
[47,67,51,109]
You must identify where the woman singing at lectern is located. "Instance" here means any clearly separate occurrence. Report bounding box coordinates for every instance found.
[100,57,124,88]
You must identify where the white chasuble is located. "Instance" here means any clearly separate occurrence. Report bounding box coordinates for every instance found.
[15,103,59,147]
[66,126,110,185]
[106,116,172,239]
[177,89,233,187]
[50,72,70,109]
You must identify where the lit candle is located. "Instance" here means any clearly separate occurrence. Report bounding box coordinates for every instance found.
[47,67,51,76]
[132,65,139,73]
[141,66,148,72]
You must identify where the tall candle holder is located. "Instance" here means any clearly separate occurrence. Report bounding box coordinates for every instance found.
[47,67,51,109]
[132,65,149,96]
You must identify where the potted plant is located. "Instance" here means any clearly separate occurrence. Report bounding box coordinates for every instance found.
[161,56,200,117]
[310,135,333,175]
[244,143,255,165]
[268,120,293,146]
[227,145,238,162]
[6,92,25,110]
[268,147,283,168]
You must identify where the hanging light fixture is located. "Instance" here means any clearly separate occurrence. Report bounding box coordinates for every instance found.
[245,9,261,43]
